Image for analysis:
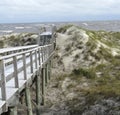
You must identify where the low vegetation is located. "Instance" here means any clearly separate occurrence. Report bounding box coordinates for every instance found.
[0,33,38,48]
[46,25,120,114]
[0,25,120,114]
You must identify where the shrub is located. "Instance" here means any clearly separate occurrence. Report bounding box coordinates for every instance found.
[72,68,96,79]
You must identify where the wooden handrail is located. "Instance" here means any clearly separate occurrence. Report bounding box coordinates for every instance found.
[0,45,38,54]
[0,43,54,101]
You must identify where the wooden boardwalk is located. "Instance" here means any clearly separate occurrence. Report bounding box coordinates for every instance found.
[0,43,55,114]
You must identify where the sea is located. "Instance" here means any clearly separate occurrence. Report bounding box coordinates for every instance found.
[0,20,120,35]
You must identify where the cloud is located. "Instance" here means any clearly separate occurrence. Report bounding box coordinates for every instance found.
[0,0,120,23]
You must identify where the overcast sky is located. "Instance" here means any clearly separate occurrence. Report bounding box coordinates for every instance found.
[0,0,120,23]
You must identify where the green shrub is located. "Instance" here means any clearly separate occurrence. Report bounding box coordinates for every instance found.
[72,68,96,79]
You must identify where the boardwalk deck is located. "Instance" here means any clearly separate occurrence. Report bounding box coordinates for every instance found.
[0,44,54,114]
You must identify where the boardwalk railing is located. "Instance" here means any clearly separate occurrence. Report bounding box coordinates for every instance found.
[0,43,54,114]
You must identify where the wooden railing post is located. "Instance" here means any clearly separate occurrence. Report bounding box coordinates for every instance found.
[44,47,46,61]
[13,56,19,88]
[0,59,7,100]
[47,46,49,58]
[41,47,44,63]
[43,47,45,62]
[30,51,33,73]
[35,50,38,70]
[38,48,41,66]
[48,45,50,56]
[23,53,27,80]
[45,64,49,85]
[44,47,47,61]
[48,60,52,80]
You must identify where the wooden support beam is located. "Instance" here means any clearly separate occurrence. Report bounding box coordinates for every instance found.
[45,64,49,85]
[41,67,45,105]
[13,56,19,88]
[36,75,41,115]
[25,85,33,115]
[30,51,33,73]
[0,60,7,100]
[48,60,52,80]
[9,106,17,115]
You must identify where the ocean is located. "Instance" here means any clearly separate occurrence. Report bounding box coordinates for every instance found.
[0,20,120,35]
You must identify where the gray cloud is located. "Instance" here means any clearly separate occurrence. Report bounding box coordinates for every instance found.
[0,0,120,22]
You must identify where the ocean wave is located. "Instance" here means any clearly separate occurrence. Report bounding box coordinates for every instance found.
[15,27,25,29]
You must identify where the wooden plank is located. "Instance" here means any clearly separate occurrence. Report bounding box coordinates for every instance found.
[13,56,19,88]
[0,60,7,100]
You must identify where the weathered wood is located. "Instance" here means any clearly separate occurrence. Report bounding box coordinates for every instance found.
[0,60,7,100]
[41,67,45,105]
[25,85,33,115]
[49,60,52,80]
[45,64,48,85]
[41,47,44,63]
[0,47,38,60]
[47,61,50,81]
[47,63,49,83]
[35,50,38,69]
[44,47,46,61]
[43,47,45,62]
[44,47,47,61]
[47,46,49,59]
[0,45,38,55]
[30,51,33,73]
[23,54,27,80]
[9,106,17,115]
[6,61,31,82]
[38,48,41,66]
[0,43,54,114]
[36,75,41,115]
[13,56,19,88]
